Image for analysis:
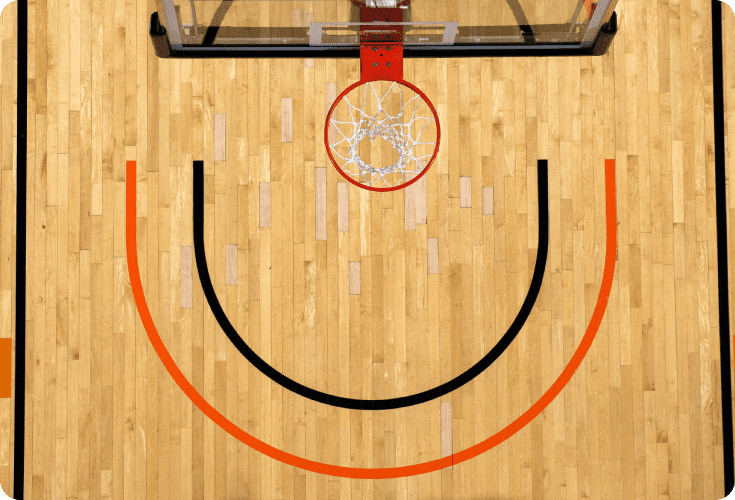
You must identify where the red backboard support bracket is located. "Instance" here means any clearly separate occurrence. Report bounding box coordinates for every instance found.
[360,44,403,81]
[359,7,404,81]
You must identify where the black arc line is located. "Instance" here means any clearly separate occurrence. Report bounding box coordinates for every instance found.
[194,159,549,410]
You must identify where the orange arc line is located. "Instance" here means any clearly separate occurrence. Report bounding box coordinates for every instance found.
[126,159,617,479]
[583,0,596,19]
[0,338,10,398]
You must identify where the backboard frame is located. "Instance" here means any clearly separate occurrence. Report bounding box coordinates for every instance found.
[149,0,619,58]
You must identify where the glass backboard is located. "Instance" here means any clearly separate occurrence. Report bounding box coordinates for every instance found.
[150,0,619,57]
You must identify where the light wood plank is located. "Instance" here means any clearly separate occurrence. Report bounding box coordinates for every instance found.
[440,401,453,467]
[428,237,439,274]
[181,246,193,308]
[483,186,494,215]
[225,244,237,285]
[416,164,428,224]
[214,113,225,161]
[338,182,349,232]
[349,261,361,295]
[281,98,292,143]
[315,167,326,240]
[405,173,417,230]
[259,182,271,228]
[460,176,471,207]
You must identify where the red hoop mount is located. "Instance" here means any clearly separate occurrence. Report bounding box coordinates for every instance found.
[359,7,404,81]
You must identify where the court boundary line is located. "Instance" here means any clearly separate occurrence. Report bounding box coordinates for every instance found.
[126,158,616,478]
[14,0,28,498]
[711,0,734,494]
[192,159,548,410]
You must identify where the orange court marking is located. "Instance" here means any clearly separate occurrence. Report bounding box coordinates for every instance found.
[0,337,11,398]
[126,159,617,479]
[584,0,597,18]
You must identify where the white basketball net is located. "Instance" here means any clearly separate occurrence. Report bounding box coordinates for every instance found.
[327,81,437,189]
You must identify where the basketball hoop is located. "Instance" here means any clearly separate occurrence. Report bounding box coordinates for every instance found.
[324,6,440,192]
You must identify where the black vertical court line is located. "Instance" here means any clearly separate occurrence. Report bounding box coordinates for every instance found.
[712,0,734,494]
[193,159,548,410]
[15,0,28,498]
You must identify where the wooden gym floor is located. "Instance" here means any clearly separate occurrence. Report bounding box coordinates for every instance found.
[2,0,735,498]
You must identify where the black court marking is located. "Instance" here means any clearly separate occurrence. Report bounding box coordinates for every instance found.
[712,0,734,494]
[193,159,549,410]
[15,0,28,498]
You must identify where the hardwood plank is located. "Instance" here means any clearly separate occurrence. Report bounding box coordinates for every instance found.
[428,238,439,275]
[440,401,453,468]
[483,186,494,215]
[338,182,348,233]
[259,182,271,228]
[460,177,471,208]
[181,246,193,309]
[226,244,237,286]
[349,261,361,295]
[282,98,293,143]
[214,113,226,161]
[315,167,326,241]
